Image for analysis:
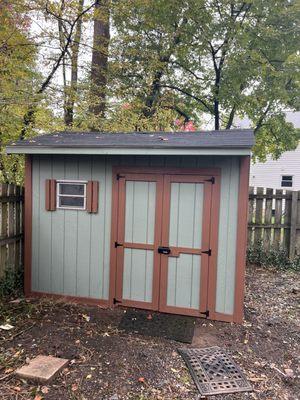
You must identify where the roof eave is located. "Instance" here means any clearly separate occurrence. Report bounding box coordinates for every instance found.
[6,146,252,156]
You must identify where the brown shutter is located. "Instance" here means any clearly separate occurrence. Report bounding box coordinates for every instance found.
[45,179,56,211]
[86,180,99,213]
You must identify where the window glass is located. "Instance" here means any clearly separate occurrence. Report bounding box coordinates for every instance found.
[57,181,86,210]
[59,183,85,196]
[281,176,293,187]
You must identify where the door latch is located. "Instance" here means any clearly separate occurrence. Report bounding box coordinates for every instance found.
[158,246,171,255]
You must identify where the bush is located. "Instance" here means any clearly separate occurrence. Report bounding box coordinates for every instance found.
[247,241,300,271]
[0,266,24,298]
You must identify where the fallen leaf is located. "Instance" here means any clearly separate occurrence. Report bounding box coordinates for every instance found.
[13,387,21,392]
[71,383,78,392]
[146,314,152,320]
[34,396,43,400]
[86,374,92,379]
[0,323,14,330]
[41,386,49,394]
[138,377,145,383]
[171,368,179,373]
[82,314,90,322]
[5,368,14,374]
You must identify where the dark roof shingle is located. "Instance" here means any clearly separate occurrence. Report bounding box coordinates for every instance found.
[8,129,254,149]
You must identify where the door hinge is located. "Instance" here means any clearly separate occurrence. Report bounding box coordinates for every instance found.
[202,249,212,256]
[116,174,125,180]
[200,310,210,317]
[113,298,122,304]
[205,177,215,184]
[115,241,123,248]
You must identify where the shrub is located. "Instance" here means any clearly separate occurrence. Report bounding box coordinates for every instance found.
[0,266,24,298]
[247,241,300,271]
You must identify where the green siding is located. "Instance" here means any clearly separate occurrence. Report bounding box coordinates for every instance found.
[31,154,240,314]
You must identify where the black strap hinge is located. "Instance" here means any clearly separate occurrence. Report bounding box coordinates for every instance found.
[205,177,215,184]
[115,241,123,248]
[200,310,210,317]
[116,174,125,180]
[202,249,212,256]
[113,298,122,304]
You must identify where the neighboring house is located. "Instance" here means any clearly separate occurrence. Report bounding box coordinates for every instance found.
[237,111,300,190]
[7,129,254,323]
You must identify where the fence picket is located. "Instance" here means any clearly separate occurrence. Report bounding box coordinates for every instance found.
[0,183,24,277]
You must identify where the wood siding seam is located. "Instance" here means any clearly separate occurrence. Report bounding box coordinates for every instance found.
[24,155,32,296]
[233,156,250,323]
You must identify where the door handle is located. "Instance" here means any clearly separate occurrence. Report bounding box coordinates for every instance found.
[158,246,171,255]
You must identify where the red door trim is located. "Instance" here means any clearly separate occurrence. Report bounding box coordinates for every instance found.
[112,172,163,310]
[109,166,222,319]
[113,166,221,176]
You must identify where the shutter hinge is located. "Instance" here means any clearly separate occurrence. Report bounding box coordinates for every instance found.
[200,310,210,317]
[116,174,125,180]
[113,298,122,304]
[202,249,212,256]
[205,177,215,184]
[115,241,123,248]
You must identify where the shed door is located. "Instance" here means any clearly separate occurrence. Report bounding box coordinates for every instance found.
[159,175,212,316]
[114,172,215,317]
[114,174,163,310]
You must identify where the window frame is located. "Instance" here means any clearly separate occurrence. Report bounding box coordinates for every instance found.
[280,175,293,188]
[56,180,87,210]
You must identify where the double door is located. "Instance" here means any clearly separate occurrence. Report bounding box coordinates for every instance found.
[113,171,218,316]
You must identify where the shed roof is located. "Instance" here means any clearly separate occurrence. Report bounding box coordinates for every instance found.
[6,129,254,156]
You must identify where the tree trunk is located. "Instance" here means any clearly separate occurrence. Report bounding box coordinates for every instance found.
[89,0,110,121]
[65,0,84,126]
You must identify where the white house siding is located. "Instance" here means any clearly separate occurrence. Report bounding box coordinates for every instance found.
[250,144,300,190]
[237,111,300,191]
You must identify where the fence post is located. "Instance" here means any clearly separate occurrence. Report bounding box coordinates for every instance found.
[289,191,298,259]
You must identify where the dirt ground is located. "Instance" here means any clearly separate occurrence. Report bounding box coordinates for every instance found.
[0,265,299,400]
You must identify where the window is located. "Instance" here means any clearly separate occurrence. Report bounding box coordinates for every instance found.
[281,175,293,188]
[57,181,87,210]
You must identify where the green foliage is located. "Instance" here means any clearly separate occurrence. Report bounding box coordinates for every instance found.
[0,266,24,298]
[247,241,300,271]
[111,0,300,160]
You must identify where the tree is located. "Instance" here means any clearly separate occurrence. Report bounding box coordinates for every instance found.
[89,0,110,122]
[112,0,300,159]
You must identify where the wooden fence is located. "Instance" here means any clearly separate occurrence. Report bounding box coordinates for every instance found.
[0,184,24,277]
[248,187,300,258]
[0,184,299,279]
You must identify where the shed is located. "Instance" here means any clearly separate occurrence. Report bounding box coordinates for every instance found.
[6,129,254,323]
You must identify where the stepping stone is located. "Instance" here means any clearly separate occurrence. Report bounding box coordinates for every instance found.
[15,355,69,383]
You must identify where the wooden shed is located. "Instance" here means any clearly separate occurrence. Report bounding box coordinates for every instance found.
[7,129,254,323]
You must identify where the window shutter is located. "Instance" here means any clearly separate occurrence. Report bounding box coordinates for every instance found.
[45,179,56,211]
[86,181,99,213]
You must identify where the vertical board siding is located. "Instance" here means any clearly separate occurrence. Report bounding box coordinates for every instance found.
[32,155,111,300]
[32,154,240,315]
[215,157,239,315]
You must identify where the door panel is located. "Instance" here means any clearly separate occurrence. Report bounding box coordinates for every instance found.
[159,175,212,316]
[124,181,156,244]
[115,174,163,310]
[169,182,204,248]
[167,254,201,309]
[123,248,153,303]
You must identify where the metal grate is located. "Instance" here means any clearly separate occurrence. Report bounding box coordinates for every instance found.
[178,346,252,396]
